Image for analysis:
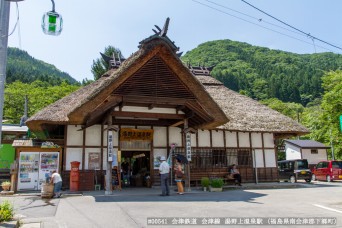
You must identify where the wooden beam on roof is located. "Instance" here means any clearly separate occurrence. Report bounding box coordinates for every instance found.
[186,101,213,123]
[176,105,185,112]
[148,104,155,110]
[111,111,185,120]
[122,95,189,106]
[170,120,184,127]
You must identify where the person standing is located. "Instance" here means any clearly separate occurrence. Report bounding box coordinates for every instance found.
[158,156,170,196]
[230,164,242,186]
[50,170,63,198]
[174,159,184,195]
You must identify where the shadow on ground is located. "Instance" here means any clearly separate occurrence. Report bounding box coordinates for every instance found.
[92,189,267,203]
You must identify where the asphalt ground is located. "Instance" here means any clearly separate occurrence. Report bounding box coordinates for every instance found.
[1,181,341,228]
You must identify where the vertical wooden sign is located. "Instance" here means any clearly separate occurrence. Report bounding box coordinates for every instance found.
[108,131,113,162]
[186,133,192,161]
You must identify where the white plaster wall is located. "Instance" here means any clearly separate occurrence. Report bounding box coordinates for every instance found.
[153,148,167,170]
[153,127,167,147]
[169,127,182,146]
[102,126,119,147]
[67,125,83,146]
[191,133,197,147]
[263,133,274,148]
[251,133,262,148]
[301,149,327,164]
[264,149,276,167]
[65,148,83,170]
[84,148,101,170]
[198,130,210,147]
[238,132,250,147]
[226,131,237,148]
[136,126,151,129]
[285,144,301,160]
[212,130,224,147]
[121,125,136,129]
[253,149,264,167]
[85,125,101,146]
[154,148,167,158]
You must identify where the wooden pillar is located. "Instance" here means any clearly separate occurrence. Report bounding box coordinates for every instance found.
[105,115,113,195]
[184,118,191,192]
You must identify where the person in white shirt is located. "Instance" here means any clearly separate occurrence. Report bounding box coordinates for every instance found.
[158,156,170,196]
[50,170,63,198]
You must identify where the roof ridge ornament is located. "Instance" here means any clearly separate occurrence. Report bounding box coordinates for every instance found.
[139,18,180,53]
[153,17,170,37]
[100,52,126,69]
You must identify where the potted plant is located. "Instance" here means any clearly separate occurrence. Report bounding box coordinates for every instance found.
[1,181,11,191]
[209,178,224,192]
[201,177,210,191]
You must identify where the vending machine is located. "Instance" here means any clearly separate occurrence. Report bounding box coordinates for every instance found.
[18,151,59,191]
[39,152,59,188]
[18,152,40,190]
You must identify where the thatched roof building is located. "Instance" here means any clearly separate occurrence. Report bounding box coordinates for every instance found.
[26,22,308,138]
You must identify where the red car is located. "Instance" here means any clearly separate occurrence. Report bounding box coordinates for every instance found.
[312,160,342,182]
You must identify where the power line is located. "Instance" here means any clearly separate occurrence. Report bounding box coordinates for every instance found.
[205,0,304,38]
[191,0,334,52]
[241,0,342,51]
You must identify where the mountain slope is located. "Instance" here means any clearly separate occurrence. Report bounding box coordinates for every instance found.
[181,40,342,105]
[6,47,78,85]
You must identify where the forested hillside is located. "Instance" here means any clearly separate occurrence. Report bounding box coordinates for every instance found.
[181,40,342,106]
[7,47,78,85]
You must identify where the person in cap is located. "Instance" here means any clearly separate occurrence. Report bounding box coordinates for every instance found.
[50,170,63,198]
[158,156,170,196]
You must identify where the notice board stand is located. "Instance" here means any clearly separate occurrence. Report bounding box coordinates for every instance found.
[112,166,121,191]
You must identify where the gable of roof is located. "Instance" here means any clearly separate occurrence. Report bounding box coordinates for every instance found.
[284,140,330,149]
[26,36,228,131]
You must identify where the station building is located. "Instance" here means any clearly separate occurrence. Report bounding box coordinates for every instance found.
[22,20,309,191]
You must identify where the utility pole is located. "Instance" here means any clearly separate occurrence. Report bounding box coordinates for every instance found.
[0,0,23,145]
[0,0,11,146]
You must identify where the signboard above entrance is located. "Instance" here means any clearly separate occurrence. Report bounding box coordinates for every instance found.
[120,129,154,141]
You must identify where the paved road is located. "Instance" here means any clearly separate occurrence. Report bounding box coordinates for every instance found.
[2,181,342,228]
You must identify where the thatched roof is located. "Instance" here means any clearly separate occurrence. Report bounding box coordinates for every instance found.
[26,34,309,136]
[196,75,309,134]
[26,36,228,131]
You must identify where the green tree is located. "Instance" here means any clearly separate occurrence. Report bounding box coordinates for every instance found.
[4,81,80,123]
[261,98,304,121]
[301,70,342,159]
[91,46,124,80]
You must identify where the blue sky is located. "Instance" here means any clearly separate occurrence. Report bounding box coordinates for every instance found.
[7,0,342,82]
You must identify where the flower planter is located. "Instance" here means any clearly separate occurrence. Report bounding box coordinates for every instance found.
[209,186,223,192]
[1,185,11,191]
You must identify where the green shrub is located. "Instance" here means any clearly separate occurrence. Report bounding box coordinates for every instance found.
[210,178,224,188]
[1,181,10,186]
[201,177,210,187]
[0,201,14,223]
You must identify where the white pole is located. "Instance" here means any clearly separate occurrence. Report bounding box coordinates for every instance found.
[329,127,335,160]
[253,149,258,184]
[0,0,11,145]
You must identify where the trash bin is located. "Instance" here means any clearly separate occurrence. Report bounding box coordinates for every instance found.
[41,183,54,198]
[70,161,80,192]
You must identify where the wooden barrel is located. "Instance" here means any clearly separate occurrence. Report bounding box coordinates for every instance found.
[41,183,54,198]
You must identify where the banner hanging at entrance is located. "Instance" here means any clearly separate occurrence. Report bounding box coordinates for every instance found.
[120,128,154,141]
